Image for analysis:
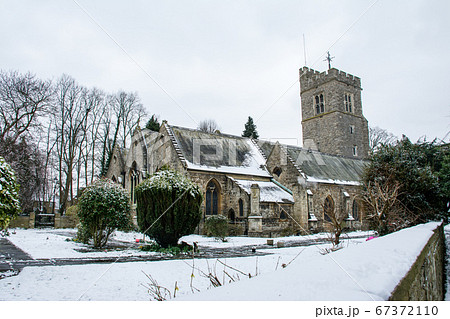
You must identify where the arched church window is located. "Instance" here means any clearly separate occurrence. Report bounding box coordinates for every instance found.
[273,167,282,177]
[130,161,139,204]
[279,207,288,220]
[238,199,244,217]
[344,93,354,113]
[205,180,220,215]
[352,200,359,221]
[324,195,334,222]
[315,94,324,114]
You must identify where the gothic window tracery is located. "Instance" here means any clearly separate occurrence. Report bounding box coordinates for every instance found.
[130,161,140,204]
[344,93,354,113]
[205,180,220,215]
[352,200,359,221]
[314,94,324,114]
[324,195,334,222]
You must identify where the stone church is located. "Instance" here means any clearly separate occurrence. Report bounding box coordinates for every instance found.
[107,66,370,237]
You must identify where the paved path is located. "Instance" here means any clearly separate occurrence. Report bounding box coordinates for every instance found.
[0,238,34,278]
[0,234,368,279]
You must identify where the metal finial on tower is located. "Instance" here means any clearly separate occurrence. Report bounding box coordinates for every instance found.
[324,51,335,70]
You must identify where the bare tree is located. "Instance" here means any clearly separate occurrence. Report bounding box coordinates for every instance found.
[362,180,418,235]
[99,91,146,177]
[323,199,347,247]
[369,126,397,152]
[198,119,220,133]
[0,70,53,144]
[109,91,146,150]
[52,75,91,213]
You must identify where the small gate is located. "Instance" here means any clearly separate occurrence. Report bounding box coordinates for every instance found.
[35,213,55,228]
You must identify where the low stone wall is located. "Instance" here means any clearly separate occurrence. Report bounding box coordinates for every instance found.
[9,212,35,228]
[9,212,79,229]
[389,222,445,301]
[54,213,78,229]
[9,214,33,228]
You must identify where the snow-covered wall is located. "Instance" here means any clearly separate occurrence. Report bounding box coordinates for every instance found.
[178,222,445,301]
[389,222,445,301]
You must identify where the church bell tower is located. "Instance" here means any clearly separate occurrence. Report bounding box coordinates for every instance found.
[299,66,369,159]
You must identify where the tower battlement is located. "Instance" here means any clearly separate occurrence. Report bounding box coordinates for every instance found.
[299,66,369,159]
[299,66,361,92]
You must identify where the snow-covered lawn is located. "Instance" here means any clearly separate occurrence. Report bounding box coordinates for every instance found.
[0,223,445,301]
[5,227,371,259]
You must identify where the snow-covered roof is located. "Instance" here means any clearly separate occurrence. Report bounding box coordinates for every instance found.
[231,178,294,203]
[168,125,271,177]
[257,140,367,185]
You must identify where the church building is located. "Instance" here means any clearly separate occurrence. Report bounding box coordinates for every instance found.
[106,66,370,237]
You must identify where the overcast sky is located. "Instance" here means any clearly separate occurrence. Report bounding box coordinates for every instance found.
[1,0,449,145]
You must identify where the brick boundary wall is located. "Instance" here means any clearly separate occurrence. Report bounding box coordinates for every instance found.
[389,222,446,301]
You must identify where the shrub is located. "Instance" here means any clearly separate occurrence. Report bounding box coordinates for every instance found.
[135,169,203,248]
[0,157,21,234]
[204,215,228,242]
[76,222,91,244]
[78,178,132,248]
[139,243,191,255]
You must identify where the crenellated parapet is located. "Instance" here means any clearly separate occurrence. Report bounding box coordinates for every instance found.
[299,66,361,92]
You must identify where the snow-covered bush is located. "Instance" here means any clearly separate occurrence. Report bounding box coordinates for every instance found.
[204,215,228,242]
[78,178,132,248]
[135,169,203,247]
[0,156,21,234]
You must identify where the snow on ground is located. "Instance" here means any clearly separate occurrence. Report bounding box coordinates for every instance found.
[178,222,442,301]
[181,230,372,248]
[0,223,441,301]
[6,228,158,259]
[0,243,332,301]
[6,227,372,259]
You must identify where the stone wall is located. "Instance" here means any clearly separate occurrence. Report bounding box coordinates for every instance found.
[9,213,35,228]
[54,213,78,229]
[389,222,446,301]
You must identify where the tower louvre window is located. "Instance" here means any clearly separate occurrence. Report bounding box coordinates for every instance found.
[344,93,354,113]
[314,94,324,114]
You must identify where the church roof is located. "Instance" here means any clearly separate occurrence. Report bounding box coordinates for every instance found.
[257,140,366,185]
[230,178,294,203]
[286,145,366,185]
[168,125,271,177]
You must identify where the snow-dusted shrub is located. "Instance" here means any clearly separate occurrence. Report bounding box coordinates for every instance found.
[78,178,131,248]
[0,156,21,234]
[135,169,202,247]
[204,215,228,242]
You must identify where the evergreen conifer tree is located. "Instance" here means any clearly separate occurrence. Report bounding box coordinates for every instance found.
[145,114,161,132]
[242,116,259,139]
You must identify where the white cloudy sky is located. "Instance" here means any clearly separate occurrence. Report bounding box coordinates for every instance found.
[1,0,449,145]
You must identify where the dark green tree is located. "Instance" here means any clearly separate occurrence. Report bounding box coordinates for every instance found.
[362,137,449,234]
[78,178,132,248]
[145,114,161,132]
[242,116,259,139]
[135,169,203,247]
